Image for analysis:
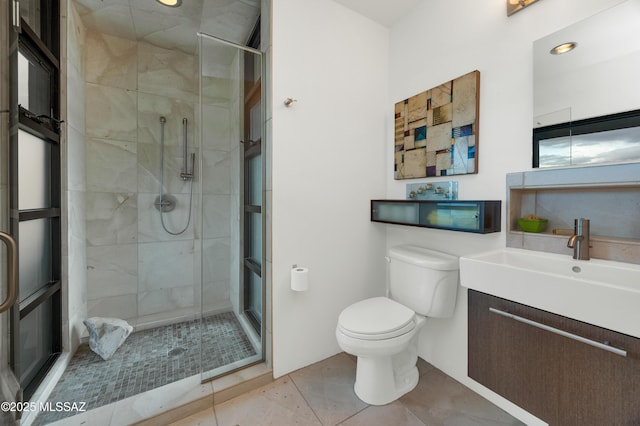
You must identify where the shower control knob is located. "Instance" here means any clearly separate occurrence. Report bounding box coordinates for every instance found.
[154,194,177,212]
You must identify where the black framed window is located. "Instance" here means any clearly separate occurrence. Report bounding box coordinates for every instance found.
[19,0,59,56]
[11,1,62,400]
[533,109,640,168]
[242,20,263,333]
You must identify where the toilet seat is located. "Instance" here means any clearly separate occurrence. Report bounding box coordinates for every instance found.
[338,297,415,340]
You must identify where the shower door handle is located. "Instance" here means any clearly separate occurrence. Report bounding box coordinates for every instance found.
[0,231,18,313]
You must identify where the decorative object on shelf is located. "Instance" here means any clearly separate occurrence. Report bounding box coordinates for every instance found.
[394,70,480,180]
[518,214,548,233]
[406,181,458,200]
[371,199,501,234]
[552,228,573,236]
[507,0,541,16]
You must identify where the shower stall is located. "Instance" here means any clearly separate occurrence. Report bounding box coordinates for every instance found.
[79,27,264,377]
[0,0,265,423]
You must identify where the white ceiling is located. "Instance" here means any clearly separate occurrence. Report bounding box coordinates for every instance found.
[333,0,422,27]
[73,0,260,54]
[73,0,419,55]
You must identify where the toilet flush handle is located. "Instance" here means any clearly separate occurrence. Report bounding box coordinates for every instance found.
[384,256,391,263]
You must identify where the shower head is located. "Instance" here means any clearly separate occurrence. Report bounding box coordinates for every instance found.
[160,116,167,124]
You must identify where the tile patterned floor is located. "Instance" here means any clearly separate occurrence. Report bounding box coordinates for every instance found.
[34,312,256,425]
[170,353,526,426]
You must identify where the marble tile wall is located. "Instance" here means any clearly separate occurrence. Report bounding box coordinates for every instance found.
[83,30,139,324]
[63,0,88,353]
[83,30,237,329]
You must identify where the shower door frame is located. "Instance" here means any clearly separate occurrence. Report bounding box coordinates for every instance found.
[1,1,22,421]
[1,0,62,416]
[9,0,63,403]
[241,21,263,334]
[197,31,266,380]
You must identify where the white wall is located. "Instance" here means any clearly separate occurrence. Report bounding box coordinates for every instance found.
[386,0,625,423]
[271,0,628,420]
[271,0,389,377]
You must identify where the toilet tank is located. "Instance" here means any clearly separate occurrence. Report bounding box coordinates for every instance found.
[388,245,459,318]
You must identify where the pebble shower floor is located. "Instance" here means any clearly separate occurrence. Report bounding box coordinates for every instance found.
[33,312,257,425]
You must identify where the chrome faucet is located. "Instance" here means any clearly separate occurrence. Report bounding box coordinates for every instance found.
[567,218,591,260]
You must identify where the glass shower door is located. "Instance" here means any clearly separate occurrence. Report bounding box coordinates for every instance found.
[198,32,264,381]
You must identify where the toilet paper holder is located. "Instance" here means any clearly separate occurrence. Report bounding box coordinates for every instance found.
[291,264,309,292]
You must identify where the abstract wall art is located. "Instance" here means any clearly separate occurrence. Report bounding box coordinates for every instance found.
[394,70,480,179]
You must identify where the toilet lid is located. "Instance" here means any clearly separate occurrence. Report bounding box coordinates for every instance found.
[338,297,415,340]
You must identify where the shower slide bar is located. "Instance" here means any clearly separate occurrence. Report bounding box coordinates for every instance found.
[180,117,194,181]
[155,116,194,235]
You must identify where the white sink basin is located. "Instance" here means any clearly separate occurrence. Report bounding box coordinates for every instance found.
[460,248,640,338]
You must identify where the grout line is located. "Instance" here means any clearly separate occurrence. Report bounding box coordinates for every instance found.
[334,405,370,426]
[288,373,325,426]
[212,404,220,426]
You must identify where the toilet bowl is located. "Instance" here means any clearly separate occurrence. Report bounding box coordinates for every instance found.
[335,245,459,406]
[336,297,425,405]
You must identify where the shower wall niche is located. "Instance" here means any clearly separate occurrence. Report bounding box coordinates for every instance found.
[83,30,236,329]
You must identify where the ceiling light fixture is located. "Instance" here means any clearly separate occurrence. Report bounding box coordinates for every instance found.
[550,42,578,55]
[156,0,182,7]
[507,0,540,16]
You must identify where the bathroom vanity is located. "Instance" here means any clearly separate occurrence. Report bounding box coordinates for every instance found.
[468,290,640,425]
[461,162,640,424]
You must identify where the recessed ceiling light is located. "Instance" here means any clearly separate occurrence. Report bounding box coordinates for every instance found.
[156,0,182,7]
[550,42,578,55]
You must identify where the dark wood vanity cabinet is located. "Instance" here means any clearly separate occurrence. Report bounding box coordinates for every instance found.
[468,290,640,425]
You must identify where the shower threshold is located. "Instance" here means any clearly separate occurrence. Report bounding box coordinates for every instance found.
[35,362,272,426]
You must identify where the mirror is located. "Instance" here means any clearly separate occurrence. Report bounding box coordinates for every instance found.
[533,0,640,167]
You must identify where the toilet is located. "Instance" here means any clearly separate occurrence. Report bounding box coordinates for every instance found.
[335,244,459,405]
